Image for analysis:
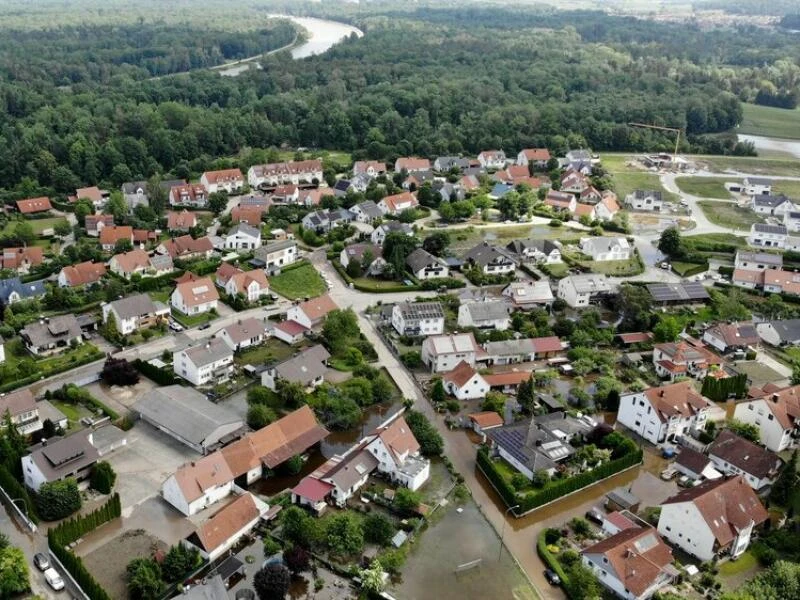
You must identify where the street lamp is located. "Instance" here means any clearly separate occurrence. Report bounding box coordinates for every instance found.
[498,504,520,561]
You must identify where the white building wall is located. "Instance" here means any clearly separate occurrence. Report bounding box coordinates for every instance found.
[286,306,313,330]
[658,502,718,561]
[733,399,793,452]
[21,455,47,491]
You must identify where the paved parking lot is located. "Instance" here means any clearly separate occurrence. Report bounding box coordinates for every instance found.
[104,421,198,511]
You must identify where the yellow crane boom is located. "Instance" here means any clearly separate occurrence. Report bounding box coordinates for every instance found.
[627,122,683,158]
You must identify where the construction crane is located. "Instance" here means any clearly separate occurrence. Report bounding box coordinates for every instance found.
[627,122,683,159]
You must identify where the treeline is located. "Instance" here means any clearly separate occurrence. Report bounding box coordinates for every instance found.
[0,20,297,84]
[0,7,772,200]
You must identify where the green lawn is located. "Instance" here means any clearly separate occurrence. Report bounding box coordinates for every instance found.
[234,338,303,365]
[670,261,706,277]
[170,309,213,328]
[49,400,93,431]
[1,216,68,237]
[269,262,326,300]
[737,103,800,140]
[149,290,171,304]
[697,201,764,231]
[567,250,644,276]
[774,180,800,199]
[2,338,103,381]
[611,172,679,204]
[718,551,758,576]
[675,177,734,199]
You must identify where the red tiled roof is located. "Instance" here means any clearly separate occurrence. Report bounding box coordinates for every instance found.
[468,411,504,429]
[274,320,308,336]
[202,168,243,184]
[99,226,133,246]
[644,381,712,422]
[520,148,551,161]
[1,247,44,270]
[291,477,334,502]
[193,493,261,553]
[532,336,564,353]
[167,210,197,230]
[60,261,106,286]
[618,332,653,344]
[484,371,531,387]
[16,197,52,213]
[443,361,480,388]
[603,511,638,532]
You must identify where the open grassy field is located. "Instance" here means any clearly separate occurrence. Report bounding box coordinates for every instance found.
[674,177,734,199]
[269,262,326,299]
[737,103,800,140]
[694,155,800,177]
[774,180,800,199]
[697,201,764,231]
[235,338,303,366]
[598,152,679,203]
[1,216,68,237]
[447,224,582,253]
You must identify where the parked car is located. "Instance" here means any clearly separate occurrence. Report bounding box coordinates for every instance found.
[169,320,184,332]
[660,467,677,481]
[544,569,561,585]
[199,322,211,330]
[585,507,604,525]
[661,447,676,459]
[33,553,50,571]
[44,568,65,591]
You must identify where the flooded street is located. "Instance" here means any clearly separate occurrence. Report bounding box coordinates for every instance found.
[738,133,800,158]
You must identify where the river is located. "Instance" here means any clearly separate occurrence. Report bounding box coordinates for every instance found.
[217,15,363,76]
[737,133,800,159]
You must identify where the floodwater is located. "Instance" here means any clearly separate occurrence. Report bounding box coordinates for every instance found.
[738,134,800,159]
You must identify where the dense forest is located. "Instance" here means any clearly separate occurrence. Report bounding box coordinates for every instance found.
[0,21,298,83]
[0,4,798,202]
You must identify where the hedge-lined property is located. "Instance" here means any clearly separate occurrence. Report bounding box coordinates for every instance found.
[0,464,38,524]
[477,442,643,514]
[133,358,179,386]
[48,493,121,600]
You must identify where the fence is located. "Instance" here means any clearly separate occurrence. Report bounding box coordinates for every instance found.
[0,477,37,532]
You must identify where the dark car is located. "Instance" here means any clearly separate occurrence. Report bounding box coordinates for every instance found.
[585,507,604,525]
[33,553,50,571]
[199,323,211,330]
[544,569,561,586]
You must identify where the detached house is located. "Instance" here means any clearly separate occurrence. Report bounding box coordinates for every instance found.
[421,333,482,372]
[0,277,46,305]
[582,526,676,600]
[516,148,551,169]
[477,150,507,169]
[16,197,52,214]
[171,277,219,315]
[702,322,759,353]
[85,214,114,237]
[157,235,214,260]
[184,492,269,561]
[231,205,268,226]
[224,223,261,251]
[226,270,270,303]
[457,301,511,330]
[169,184,208,208]
[557,274,614,308]
[657,476,768,561]
[734,251,782,272]
[57,261,106,288]
[405,248,448,280]
[350,201,383,224]
[167,210,197,232]
[0,389,41,436]
[200,169,244,194]
[162,453,235,516]
[505,239,561,264]
[371,222,414,247]
[340,243,384,276]
[173,338,234,386]
[286,294,338,330]
[261,345,330,391]
[442,361,490,401]
[743,177,772,196]
[378,192,418,216]
[20,315,83,356]
[1,247,44,274]
[752,194,796,217]
[748,223,787,249]
[217,317,269,352]
[102,293,169,335]
[625,190,664,212]
[502,280,555,308]
[394,157,431,173]
[391,302,445,336]
[652,338,722,381]
[580,237,631,262]
[560,169,590,194]
[352,161,387,178]
[464,242,516,275]
[99,226,133,251]
[364,415,430,491]
[756,319,800,347]
[733,384,800,452]
[109,249,174,280]
[708,430,781,490]
[593,193,620,222]
[617,381,714,445]
[253,240,297,271]
[545,190,577,213]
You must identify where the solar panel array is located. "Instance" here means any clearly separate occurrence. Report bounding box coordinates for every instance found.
[647,281,710,302]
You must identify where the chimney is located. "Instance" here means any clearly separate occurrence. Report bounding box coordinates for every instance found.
[41,438,47,446]
[772,393,780,403]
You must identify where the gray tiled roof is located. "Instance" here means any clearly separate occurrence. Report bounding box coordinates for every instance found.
[108,293,158,320]
[183,338,233,367]
[274,345,331,386]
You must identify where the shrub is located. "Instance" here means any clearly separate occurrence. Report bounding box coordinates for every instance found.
[400,351,422,368]
[262,537,281,557]
[544,528,562,545]
[36,478,81,521]
[363,513,395,546]
[90,461,117,494]
[511,473,529,491]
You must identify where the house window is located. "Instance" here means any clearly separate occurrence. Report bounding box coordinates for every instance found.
[748,404,754,411]
[665,526,671,531]
[769,414,774,421]
[639,400,645,407]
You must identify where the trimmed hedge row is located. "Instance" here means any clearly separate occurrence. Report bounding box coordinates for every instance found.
[331,259,421,293]
[52,384,120,421]
[48,494,121,600]
[0,465,38,524]
[477,444,643,514]
[133,358,179,386]
[0,349,104,394]
[537,531,571,588]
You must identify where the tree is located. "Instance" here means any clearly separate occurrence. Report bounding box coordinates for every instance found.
[208,191,229,215]
[346,258,362,278]
[771,450,798,506]
[726,419,760,443]
[114,238,133,253]
[90,461,117,494]
[281,454,304,476]
[74,200,93,226]
[422,232,450,257]
[723,561,800,600]
[394,487,422,512]
[431,379,445,404]
[382,231,419,278]
[147,176,168,215]
[13,222,35,245]
[127,558,164,600]
[371,375,394,404]
[325,512,364,557]
[714,288,751,321]
[360,560,386,595]
[101,356,140,385]
[762,293,786,320]
[247,404,276,429]
[658,227,683,258]
[363,513,394,546]
[653,315,682,343]
[283,545,310,574]
[105,191,127,222]
[321,308,361,356]
[404,410,444,456]
[254,563,291,600]
[0,546,29,597]
[36,478,81,520]
[275,380,306,409]
[161,544,199,583]
[482,392,506,415]
[565,562,603,600]
[54,221,72,239]
[281,506,322,549]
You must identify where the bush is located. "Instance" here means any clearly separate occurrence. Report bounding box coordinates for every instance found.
[161,544,200,583]
[133,358,178,386]
[90,461,117,494]
[394,488,422,513]
[400,351,422,368]
[511,473,529,491]
[363,513,395,546]
[544,528,561,544]
[404,410,444,456]
[36,478,81,521]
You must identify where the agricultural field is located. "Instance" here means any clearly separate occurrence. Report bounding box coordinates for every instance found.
[674,177,734,199]
[694,155,800,177]
[736,103,800,140]
[697,201,764,231]
[774,180,800,199]
[598,153,678,203]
